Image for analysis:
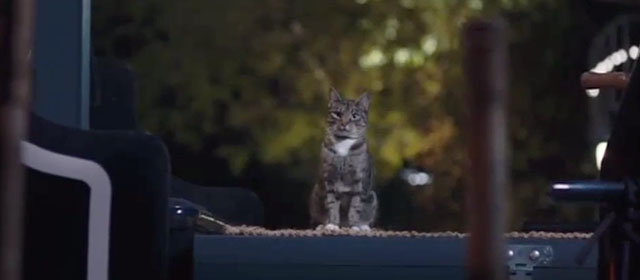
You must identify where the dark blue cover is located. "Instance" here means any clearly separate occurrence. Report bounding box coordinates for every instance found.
[194,234,597,280]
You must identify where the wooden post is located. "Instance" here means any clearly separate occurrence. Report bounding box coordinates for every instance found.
[0,0,35,279]
[463,18,508,280]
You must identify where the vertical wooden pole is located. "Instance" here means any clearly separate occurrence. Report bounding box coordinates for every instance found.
[0,0,35,279]
[463,18,508,280]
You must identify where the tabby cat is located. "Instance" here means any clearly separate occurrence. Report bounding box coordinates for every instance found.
[309,88,377,231]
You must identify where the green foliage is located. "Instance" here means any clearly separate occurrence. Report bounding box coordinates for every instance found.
[93,0,595,230]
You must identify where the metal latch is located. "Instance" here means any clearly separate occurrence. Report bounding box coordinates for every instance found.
[507,245,553,280]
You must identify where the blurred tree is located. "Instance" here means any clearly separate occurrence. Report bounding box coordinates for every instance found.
[92,0,597,230]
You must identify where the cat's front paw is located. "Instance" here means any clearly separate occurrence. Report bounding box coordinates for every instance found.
[350,225,371,231]
[324,223,339,231]
[357,225,371,231]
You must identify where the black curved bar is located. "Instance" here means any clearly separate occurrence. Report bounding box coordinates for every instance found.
[549,181,625,203]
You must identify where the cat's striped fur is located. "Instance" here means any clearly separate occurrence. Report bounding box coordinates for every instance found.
[309,88,377,230]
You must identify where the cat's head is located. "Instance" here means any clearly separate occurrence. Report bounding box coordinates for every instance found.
[326,87,371,140]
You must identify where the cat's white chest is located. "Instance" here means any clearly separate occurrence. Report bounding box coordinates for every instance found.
[334,139,357,156]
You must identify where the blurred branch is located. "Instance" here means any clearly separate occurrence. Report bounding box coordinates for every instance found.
[0,0,34,279]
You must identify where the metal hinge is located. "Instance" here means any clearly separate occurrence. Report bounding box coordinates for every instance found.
[507,245,553,280]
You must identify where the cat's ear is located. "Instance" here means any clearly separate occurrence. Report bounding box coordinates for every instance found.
[329,87,342,106]
[356,92,371,110]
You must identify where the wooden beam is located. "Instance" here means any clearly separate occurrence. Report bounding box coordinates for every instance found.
[0,0,35,279]
[581,72,629,90]
[463,18,508,280]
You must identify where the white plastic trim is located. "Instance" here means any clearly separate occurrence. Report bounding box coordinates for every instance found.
[21,141,111,280]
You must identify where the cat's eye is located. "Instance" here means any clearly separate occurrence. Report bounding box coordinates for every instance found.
[330,112,341,119]
[351,113,359,120]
